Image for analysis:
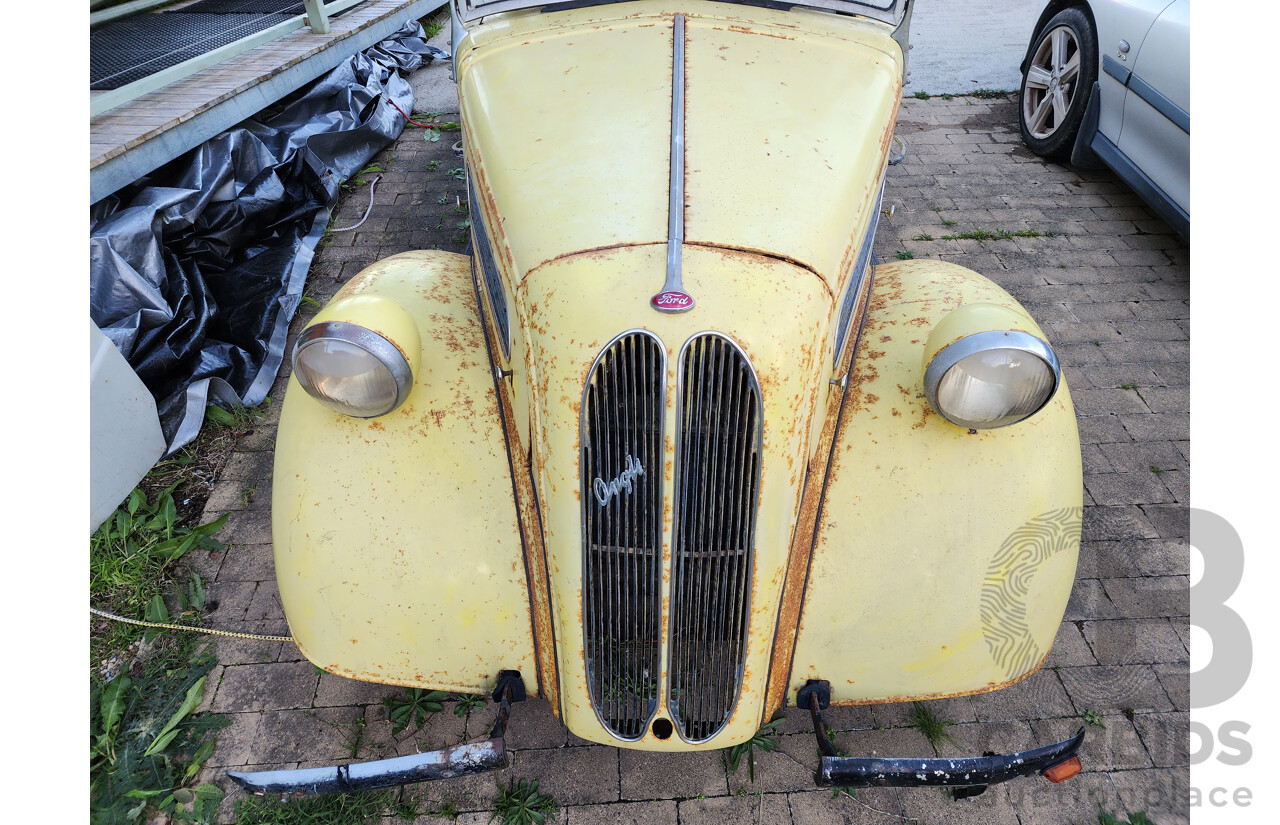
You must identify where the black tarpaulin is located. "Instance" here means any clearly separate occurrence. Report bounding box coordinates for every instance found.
[90,21,448,453]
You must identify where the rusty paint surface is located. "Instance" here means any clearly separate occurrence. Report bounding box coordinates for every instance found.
[518,243,831,750]
[762,269,874,719]
[789,260,1082,705]
[273,251,537,693]
[469,249,563,718]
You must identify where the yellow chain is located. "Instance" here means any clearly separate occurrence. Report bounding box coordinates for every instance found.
[89,606,295,642]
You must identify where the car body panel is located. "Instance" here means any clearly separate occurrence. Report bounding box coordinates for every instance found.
[518,242,838,749]
[458,2,902,295]
[273,251,539,693]
[268,0,1085,757]
[681,9,901,292]
[1115,0,1188,213]
[791,260,1081,704]
[1088,0,1171,137]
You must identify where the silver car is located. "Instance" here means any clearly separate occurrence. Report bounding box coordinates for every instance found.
[1017,0,1189,237]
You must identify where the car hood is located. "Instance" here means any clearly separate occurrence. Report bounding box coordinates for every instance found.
[457,0,903,296]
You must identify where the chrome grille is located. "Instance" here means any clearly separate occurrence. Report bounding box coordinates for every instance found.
[581,331,665,739]
[668,333,762,741]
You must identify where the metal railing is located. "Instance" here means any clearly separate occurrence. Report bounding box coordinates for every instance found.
[90,0,367,117]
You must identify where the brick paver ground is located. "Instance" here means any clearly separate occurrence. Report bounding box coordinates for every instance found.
[189,86,1189,824]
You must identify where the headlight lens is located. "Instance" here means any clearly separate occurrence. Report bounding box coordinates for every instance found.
[293,322,413,417]
[924,331,1060,429]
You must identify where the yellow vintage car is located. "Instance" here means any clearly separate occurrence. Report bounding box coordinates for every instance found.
[232,0,1087,798]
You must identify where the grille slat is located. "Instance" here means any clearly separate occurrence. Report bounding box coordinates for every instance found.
[669,334,762,742]
[582,331,665,739]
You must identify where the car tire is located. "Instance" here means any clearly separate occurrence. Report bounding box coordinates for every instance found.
[1018,7,1098,161]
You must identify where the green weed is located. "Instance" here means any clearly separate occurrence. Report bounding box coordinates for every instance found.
[384,688,449,736]
[972,88,1012,99]
[491,778,558,825]
[1083,709,1106,728]
[423,18,445,40]
[941,218,958,226]
[722,718,783,783]
[90,487,229,664]
[939,228,1052,242]
[90,649,229,824]
[452,692,487,718]
[912,91,931,100]
[906,701,958,756]
[911,233,934,241]
[235,790,397,825]
[1097,806,1155,825]
[895,250,915,260]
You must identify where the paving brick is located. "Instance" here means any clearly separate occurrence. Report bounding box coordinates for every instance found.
[1082,619,1188,666]
[312,671,396,708]
[1066,578,1121,622]
[1032,715,1152,771]
[787,788,905,825]
[899,784,1021,824]
[215,543,276,582]
[219,506,272,547]
[512,747,620,806]
[1107,767,1190,825]
[681,794,794,824]
[1058,665,1174,714]
[871,696,976,728]
[1099,441,1187,475]
[1047,621,1097,667]
[1139,505,1189,540]
[212,661,319,713]
[239,581,284,624]
[1132,711,1190,768]
[1007,771,1122,825]
[619,749,727,800]
[569,800,679,825]
[1153,663,1189,712]
[1082,506,1158,542]
[971,669,1075,722]
[1100,576,1189,619]
[1084,472,1176,506]
[1078,540,1141,579]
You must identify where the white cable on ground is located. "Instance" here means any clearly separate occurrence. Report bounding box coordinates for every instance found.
[329,174,383,232]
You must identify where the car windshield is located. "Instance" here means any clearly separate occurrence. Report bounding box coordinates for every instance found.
[459,0,905,27]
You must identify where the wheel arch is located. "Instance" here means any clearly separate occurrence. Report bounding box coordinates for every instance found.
[1021,1,1096,74]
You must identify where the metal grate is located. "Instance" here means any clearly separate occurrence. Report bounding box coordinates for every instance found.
[166,1,305,13]
[581,331,666,740]
[91,12,294,89]
[668,333,762,742]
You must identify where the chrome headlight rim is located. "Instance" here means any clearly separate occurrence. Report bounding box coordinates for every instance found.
[924,330,1061,430]
[293,321,414,418]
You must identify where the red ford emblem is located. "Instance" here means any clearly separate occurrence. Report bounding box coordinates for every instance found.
[651,290,694,312]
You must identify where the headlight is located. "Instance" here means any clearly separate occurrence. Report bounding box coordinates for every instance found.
[924,330,1060,429]
[293,322,414,417]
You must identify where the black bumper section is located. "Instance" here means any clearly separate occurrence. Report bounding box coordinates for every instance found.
[228,670,525,796]
[797,680,1085,793]
[815,728,1086,788]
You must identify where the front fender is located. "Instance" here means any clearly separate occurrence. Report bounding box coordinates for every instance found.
[273,251,537,693]
[790,260,1081,704]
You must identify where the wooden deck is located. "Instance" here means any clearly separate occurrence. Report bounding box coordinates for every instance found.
[90,0,445,203]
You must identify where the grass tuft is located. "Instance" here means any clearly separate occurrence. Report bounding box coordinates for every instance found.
[722,719,783,783]
[236,790,398,825]
[906,701,958,756]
